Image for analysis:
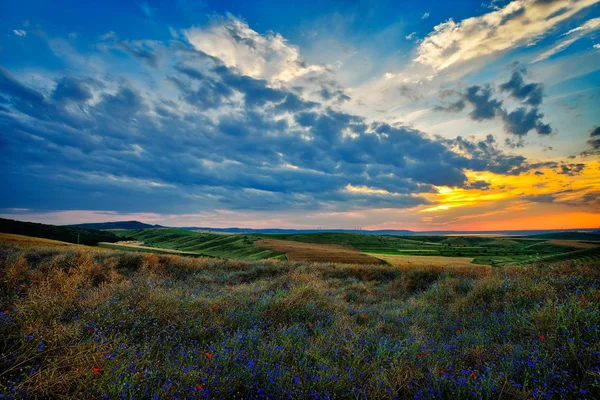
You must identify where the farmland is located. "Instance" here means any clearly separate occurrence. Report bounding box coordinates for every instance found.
[1,236,599,399]
[254,238,383,264]
[109,229,285,261]
[92,228,600,267]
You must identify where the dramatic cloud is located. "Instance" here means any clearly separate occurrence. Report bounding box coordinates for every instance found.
[533,18,600,62]
[436,67,552,136]
[415,0,599,70]
[0,42,538,215]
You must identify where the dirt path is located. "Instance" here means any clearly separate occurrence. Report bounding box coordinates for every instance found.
[98,242,203,255]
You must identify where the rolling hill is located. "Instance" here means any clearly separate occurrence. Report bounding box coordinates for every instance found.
[0,218,124,245]
[68,221,164,230]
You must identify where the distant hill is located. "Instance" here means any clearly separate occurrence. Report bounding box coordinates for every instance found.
[68,221,164,230]
[0,218,124,245]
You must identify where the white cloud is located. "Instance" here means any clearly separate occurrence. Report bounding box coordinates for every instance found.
[13,29,27,37]
[533,18,600,62]
[422,12,430,20]
[405,32,417,41]
[415,0,599,70]
[185,14,327,85]
[595,43,600,50]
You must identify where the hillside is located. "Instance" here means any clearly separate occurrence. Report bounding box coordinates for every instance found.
[0,218,124,245]
[114,228,284,261]
[68,221,164,230]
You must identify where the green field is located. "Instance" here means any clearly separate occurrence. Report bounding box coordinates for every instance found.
[101,229,600,267]
[113,229,285,261]
[262,232,587,266]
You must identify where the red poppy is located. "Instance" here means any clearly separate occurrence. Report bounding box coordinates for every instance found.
[360,315,365,319]
[455,329,460,333]
[470,372,477,378]
[93,367,100,374]
[206,353,212,359]
[196,385,203,391]
[137,372,142,378]
[439,370,444,375]
[199,350,203,354]
[539,335,545,340]
[88,329,93,334]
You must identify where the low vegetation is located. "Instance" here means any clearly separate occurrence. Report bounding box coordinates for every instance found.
[1,237,599,399]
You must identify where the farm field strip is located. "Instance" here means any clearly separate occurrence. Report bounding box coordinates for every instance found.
[371,253,483,267]
[254,239,383,264]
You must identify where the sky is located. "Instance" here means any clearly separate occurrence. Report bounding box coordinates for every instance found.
[0,0,599,231]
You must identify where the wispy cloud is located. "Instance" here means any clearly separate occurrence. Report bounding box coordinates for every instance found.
[533,18,600,62]
[13,29,27,37]
[415,0,599,70]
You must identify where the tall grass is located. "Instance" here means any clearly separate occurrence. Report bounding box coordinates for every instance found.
[0,242,599,399]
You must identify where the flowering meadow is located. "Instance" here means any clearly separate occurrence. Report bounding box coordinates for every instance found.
[1,241,599,399]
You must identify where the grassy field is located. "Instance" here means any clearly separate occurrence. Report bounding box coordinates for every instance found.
[1,235,599,399]
[372,254,479,268]
[263,232,598,267]
[113,229,285,261]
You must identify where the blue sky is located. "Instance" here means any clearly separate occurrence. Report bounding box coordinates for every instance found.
[1,0,599,230]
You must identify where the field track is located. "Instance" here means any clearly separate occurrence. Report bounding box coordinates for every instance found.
[254,239,383,264]
[98,241,204,255]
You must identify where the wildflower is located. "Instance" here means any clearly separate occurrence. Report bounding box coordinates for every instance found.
[470,372,477,378]
[539,335,545,340]
[455,329,460,334]
[206,353,212,359]
[88,329,94,334]
[439,370,444,375]
[93,367,100,374]
[137,372,142,378]
[360,315,365,319]
[196,385,203,391]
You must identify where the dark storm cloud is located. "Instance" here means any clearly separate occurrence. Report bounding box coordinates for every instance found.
[435,66,552,137]
[0,44,546,214]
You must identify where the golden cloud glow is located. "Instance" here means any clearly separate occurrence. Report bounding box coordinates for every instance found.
[416,160,600,229]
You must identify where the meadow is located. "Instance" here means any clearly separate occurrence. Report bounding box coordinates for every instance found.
[1,236,599,399]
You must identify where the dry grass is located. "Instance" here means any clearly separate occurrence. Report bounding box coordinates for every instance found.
[372,253,485,267]
[0,233,74,247]
[254,239,383,264]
